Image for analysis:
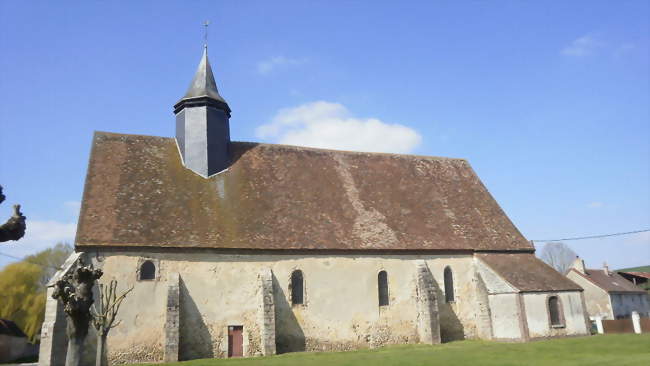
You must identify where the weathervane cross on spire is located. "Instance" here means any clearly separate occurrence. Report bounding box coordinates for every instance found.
[203,20,210,49]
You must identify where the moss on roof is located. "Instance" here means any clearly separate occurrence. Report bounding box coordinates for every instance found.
[76,132,533,252]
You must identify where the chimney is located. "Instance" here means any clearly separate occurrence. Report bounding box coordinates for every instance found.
[571,256,586,274]
[603,262,611,276]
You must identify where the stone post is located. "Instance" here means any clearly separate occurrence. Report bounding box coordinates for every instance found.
[415,261,441,344]
[631,311,641,334]
[164,273,180,362]
[258,268,276,356]
[594,316,604,334]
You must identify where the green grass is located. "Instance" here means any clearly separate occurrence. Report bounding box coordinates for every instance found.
[137,334,650,366]
[617,265,650,272]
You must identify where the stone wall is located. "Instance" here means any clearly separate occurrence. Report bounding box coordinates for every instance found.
[567,271,613,319]
[0,334,30,363]
[488,293,522,340]
[82,251,481,362]
[523,292,589,339]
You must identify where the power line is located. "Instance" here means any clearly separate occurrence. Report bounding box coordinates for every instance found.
[0,251,60,270]
[531,229,650,243]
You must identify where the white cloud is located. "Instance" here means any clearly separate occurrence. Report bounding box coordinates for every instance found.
[561,35,602,57]
[587,202,604,208]
[1,220,76,260]
[257,56,306,75]
[256,101,422,154]
[0,200,79,268]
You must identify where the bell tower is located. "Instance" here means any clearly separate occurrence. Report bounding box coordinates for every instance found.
[174,46,232,178]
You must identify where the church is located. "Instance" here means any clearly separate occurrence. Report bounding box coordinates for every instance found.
[39,47,590,364]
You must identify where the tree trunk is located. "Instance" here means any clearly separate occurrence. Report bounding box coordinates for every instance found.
[65,335,85,366]
[95,333,105,366]
[65,308,91,366]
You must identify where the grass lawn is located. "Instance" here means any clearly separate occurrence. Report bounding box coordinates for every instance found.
[137,334,650,366]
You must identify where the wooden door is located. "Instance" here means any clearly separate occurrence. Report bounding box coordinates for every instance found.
[228,326,243,357]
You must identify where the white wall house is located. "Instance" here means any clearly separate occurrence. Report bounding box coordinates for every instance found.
[567,258,650,320]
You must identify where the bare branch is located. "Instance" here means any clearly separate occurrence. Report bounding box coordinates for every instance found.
[539,242,578,274]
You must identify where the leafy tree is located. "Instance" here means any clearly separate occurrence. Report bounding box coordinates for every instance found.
[539,242,577,274]
[0,242,72,342]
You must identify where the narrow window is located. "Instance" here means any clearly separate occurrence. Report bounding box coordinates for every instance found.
[549,296,562,326]
[444,266,454,303]
[139,260,155,280]
[291,270,304,305]
[378,270,389,306]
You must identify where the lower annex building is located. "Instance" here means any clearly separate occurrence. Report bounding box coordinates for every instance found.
[39,47,590,364]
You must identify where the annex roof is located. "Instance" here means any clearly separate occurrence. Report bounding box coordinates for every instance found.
[478,253,583,292]
[75,132,533,252]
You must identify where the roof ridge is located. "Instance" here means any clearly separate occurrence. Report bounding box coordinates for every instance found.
[233,140,469,161]
[92,131,469,161]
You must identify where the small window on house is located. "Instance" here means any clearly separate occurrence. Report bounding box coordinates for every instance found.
[378,270,389,306]
[444,266,454,303]
[139,260,155,280]
[291,270,304,305]
[548,296,562,326]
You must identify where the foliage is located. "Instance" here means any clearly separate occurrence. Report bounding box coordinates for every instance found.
[0,242,72,342]
[616,265,650,272]
[539,242,577,274]
[135,334,650,366]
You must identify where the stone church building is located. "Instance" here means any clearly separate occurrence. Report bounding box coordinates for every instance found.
[39,48,590,364]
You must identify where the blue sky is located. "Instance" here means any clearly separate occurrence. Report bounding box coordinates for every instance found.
[0,1,648,270]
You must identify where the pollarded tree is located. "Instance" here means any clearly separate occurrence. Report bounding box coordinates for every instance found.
[0,185,26,242]
[52,259,103,366]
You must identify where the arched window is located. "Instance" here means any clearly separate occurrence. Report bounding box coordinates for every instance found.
[291,270,304,305]
[444,266,454,303]
[140,260,155,280]
[548,296,562,326]
[378,270,389,306]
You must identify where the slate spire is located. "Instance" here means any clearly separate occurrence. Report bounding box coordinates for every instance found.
[174,47,232,178]
[174,46,231,115]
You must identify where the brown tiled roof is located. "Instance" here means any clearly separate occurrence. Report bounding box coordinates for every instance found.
[478,253,582,292]
[0,319,26,338]
[575,269,647,293]
[76,132,533,251]
[619,271,650,280]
